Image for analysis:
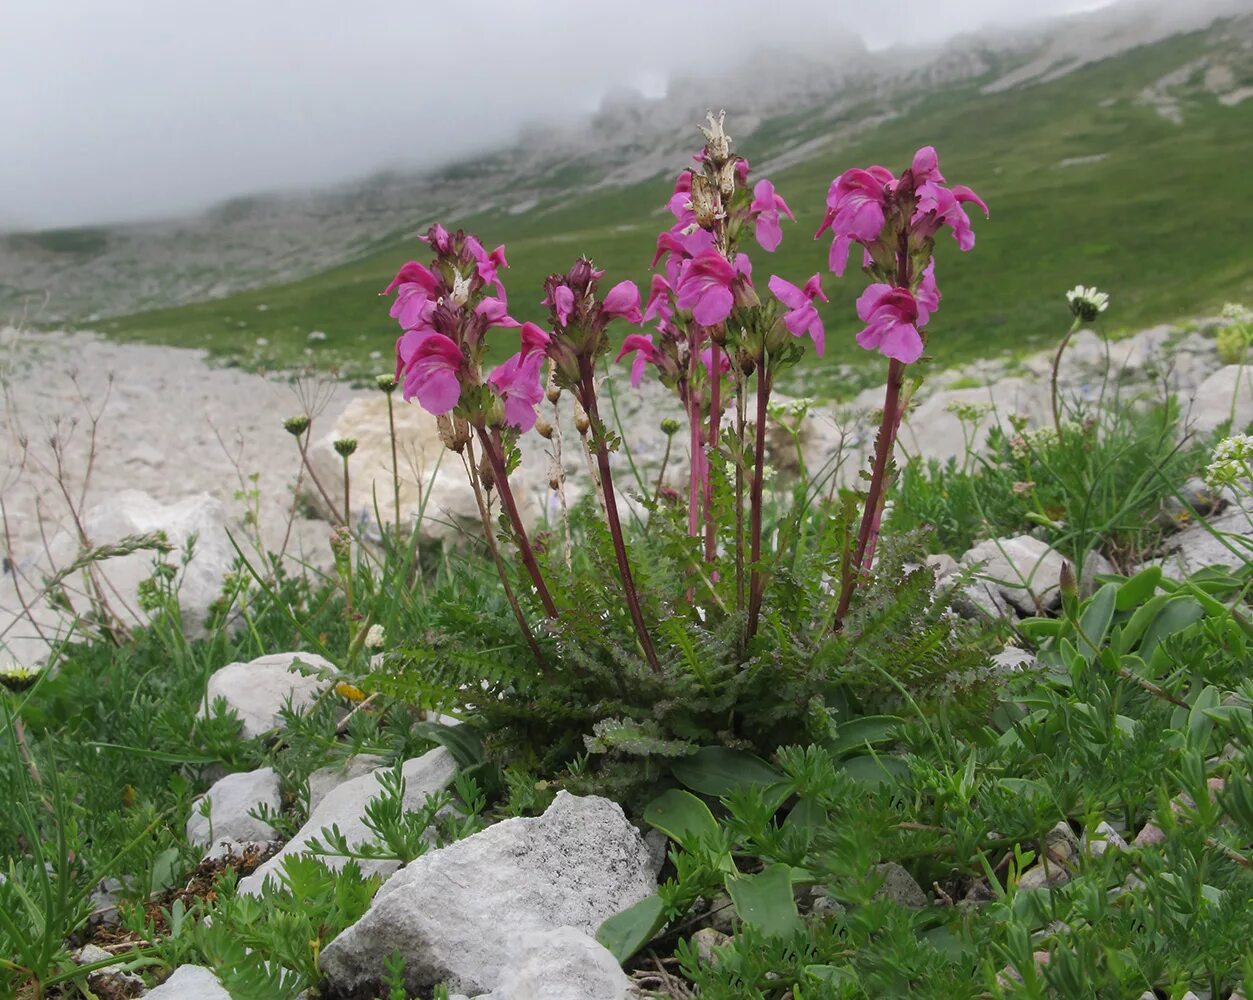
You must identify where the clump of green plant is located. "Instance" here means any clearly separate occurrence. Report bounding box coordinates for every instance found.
[1216,303,1253,365]
[591,564,1252,998]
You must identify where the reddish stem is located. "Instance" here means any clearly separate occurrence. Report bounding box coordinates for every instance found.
[746,361,772,642]
[704,341,721,566]
[476,427,559,619]
[578,360,661,673]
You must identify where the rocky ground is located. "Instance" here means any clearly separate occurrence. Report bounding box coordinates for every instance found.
[1,315,1250,671]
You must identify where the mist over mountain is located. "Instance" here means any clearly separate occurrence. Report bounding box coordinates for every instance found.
[1,0,1249,325]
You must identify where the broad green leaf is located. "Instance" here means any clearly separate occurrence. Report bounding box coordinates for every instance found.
[1138,596,1204,663]
[412,721,483,769]
[998,777,1049,803]
[827,715,903,758]
[1077,583,1117,663]
[840,754,910,788]
[1115,594,1171,655]
[672,746,783,797]
[1115,565,1161,610]
[1187,685,1221,752]
[596,893,667,963]
[805,964,859,986]
[724,863,801,937]
[1017,617,1064,641]
[643,789,720,850]
[783,797,828,834]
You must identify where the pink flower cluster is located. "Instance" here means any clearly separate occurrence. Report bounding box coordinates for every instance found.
[817,146,986,364]
[386,225,548,432]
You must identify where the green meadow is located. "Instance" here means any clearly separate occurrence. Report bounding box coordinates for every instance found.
[94,31,1253,393]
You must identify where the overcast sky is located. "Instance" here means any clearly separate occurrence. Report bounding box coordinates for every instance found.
[1,0,1117,230]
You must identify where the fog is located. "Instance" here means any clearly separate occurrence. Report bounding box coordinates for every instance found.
[1,0,1117,230]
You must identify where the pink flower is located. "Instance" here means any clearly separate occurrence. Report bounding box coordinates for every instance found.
[768,273,828,356]
[651,226,716,271]
[615,333,659,387]
[676,250,751,327]
[384,261,441,329]
[699,345,732,379]
[488,350,545,432]
[551,285,575,326]
[395,329,463,414]
[643,274,674,323]
[815,166,895,276]
[475,296,519,329]
[465,236,508,289]
[519,321,550,359]
[854,285,927,364]
[915,260,940,317]
[909,146,987,251]
[418,223,454,255]
[749,179,795,253]
[602,280,643,323]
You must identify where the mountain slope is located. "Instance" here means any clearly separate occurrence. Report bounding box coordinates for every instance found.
[5,5,1252,393]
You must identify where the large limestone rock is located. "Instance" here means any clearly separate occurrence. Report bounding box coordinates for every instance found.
[144,965,232,999]
[481,926,631,1000]
[318,791,658,996]
[960,535,1068,614]
[47,490,236,636]
[186,766,281,860]
[198,651,336,740]
[1185,365,1253,435]
[1156,503,1253,577]
[307,753,386,812]
[238,747,457,895]
[899,377,1049,464]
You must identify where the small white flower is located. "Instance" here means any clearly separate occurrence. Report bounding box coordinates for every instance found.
[1204,434,1253,488]
[0,659,42,692]
[255,337,269,346]
[307,330,328,342]
[1220,302,1253,324]
[1065,285,1110,322]
[364,624,386,649]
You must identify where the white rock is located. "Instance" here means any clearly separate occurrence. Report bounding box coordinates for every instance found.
[239,747,457,895]
[144,964,233,999]
[1185,365,1253,435]
[1082,821,1128,858]
[1157,505,1253,577]
[47,490,236,637]
[186,766,281,860]
[307,754,386,812]
[961,535,1068,614]
[318,791,658,996]
[481,927,631,1000]
[199,651,336,740]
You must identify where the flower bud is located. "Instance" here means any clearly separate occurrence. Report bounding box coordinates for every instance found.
[0,659,41,693]
[284,415,311,437]
[660,418,681,436]
[376,373,399,393]
[334,438,358,458]
[478,452,495,491]
[534,417,554,440]
[436,414,471,453]
[1059,560,1077,599]
[573,401,591,435]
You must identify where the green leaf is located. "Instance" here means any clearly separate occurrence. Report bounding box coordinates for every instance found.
[1115,565,1161,610]
[783,797,828,834]
[1137,596,1204,663]
[411,721,483,770]
[724,863,801,938]
[1187,685,1221,752]
[998,777,1049,803]
[840,754,910,789]
[827,715,903,758]
[672,746,783,798]
[596,893,667,963]
[1115,593,1170,655]
[805,964,859,986]
[1077,583,1117,663]
[643,789,720,850]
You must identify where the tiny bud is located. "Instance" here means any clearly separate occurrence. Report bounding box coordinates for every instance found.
[545,367,562,404]
[660,418,681,436]
[334,438,358,458]
[375,373,399,393]
[284,415,311,437]
[1059,560,1077,599]
[534,417,554,440]
[573,401,591,435]
[478,452,495,491]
